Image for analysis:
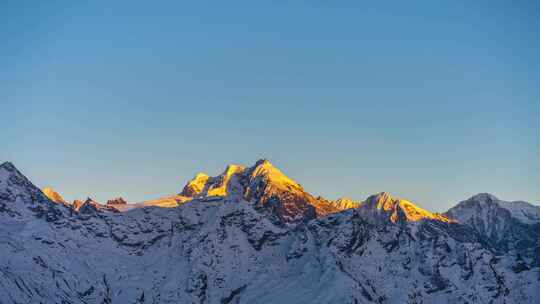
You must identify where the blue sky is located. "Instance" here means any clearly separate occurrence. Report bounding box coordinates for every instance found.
[2,1,539,211]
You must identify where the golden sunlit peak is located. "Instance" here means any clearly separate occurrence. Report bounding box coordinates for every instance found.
[204,164,246,197]
[179,159,304,201]
[250,159,300,189]
[333,197,361,210]
[363,192,453,223]
[180,172,210,197]
[194,172,209,179]
[181,164,248,198]
[336,196,354,203]
[366,192,396,211]
[223,164,246,176]
[42,186,67,205]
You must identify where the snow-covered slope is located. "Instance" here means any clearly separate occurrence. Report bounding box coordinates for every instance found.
[497,200,540,225]
[0,161,539,303]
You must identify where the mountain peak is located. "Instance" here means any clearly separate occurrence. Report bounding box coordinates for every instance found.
[446,193,540,226]
[181,172,210,197]
[106,197,128,205]
[42,187,67,205]
[332,197,361,210]
[0,162,23,181]
[0,161,61,217]
[362,192,452,223]
[366,192,395,210]
[0,161,16,171]
[469,193,499,202]
[70,197,121,214]
[194,172,209,179]
[205,164,246,197]
[0,161,33,190]
[77,197,101,214]
[249,159,300,190]
[254,158,272,167]
[223,164,246,178]
[181,159,300,199]
[178,159,322,224]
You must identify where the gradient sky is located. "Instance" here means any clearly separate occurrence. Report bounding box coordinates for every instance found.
[2,1,539,211]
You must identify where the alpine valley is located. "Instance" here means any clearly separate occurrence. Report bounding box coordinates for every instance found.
[0,159,539,304]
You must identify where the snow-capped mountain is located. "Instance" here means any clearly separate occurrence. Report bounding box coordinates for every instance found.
[445,193,540,227]
[358,192,453,224]
[445,193,540,268]
[0,160,538,303]
[179,159,341,224]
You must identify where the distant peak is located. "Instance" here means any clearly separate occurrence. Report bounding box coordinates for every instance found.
[180,173,210,197]
[362,192,452,223]
[72,199,84,210]
[332,197,360,210]
[180,164,247,198]
[42,186,67,204]
[249,159,300,189]
[254,158,272,167]
[106,197,128,205]
[181,159,296,198]
[469,193,499,202]
[195,172,209,179]
[446,193,540,226]
[365,192,396,210]
[76,198,100,214]
[445,193,503,217]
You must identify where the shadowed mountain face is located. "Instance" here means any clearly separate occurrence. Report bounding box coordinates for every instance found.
[445,193,540,267]
[0,160,539,303]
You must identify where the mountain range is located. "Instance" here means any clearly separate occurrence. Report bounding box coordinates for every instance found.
[0,159,538,303]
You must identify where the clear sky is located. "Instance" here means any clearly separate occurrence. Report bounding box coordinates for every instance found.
[2,1,539,211]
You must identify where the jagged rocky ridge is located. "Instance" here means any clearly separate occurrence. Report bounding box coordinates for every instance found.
[0,160,539,303]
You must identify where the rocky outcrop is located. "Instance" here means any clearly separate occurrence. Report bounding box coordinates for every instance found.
[106,197,128,206]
